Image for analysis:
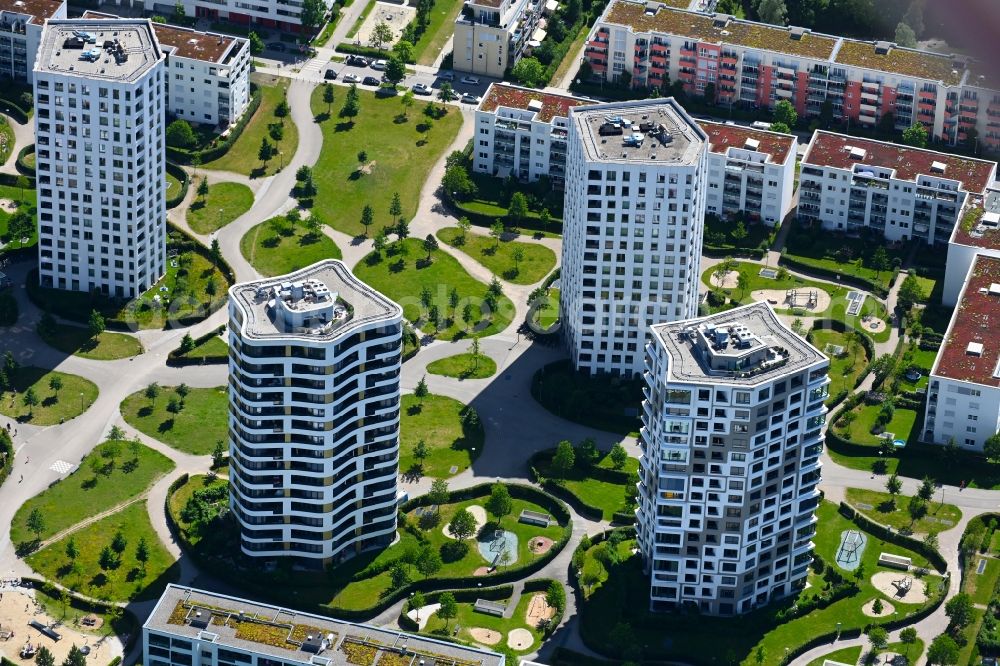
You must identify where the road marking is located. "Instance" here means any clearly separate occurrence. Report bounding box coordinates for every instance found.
[49,460,75,475]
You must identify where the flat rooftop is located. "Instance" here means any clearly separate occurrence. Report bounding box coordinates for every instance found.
[652,302,826,385]
[0,0,63,23]
[36,18,161,83]
[145,585,505,666]
[833,38,964,86]
[931,254,1000,388]
[230,260,400,341]
[82,11,244,63]
[699,120,795,163]
[479,82,592,123]
[950,189,1000,251]
[803,131,997,194]
[571,98,705,165]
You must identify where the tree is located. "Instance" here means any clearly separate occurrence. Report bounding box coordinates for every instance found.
[490,220,505,248]
[985,433,1000,464]
[373,231,388,255]
[36,647,55,666]
[412,377,429,406]
[485,483,512,526]
[258,137,274,166]
[703,82,716,104]
[907,495,927,523]
[385,55,407,86]
[340,84,360,123]
[389,563,410,589]
[894,21,917,47]
[389,192,403,225]
[395,218,410,241]
[248,31,264,55]
[370,21,393,51]
[872,597,884,615]
[945,593,974,630]
[507,192,529,229]
[511,57,546,88]
[197,177,210,201]
[423,234,439,260]
[768,121,791,135]
[65,537,78,570]
[900,627,918,653]
[443,164,476,199]
[166,119,197,148]
[437,82,455,104]
[6,210,32,247]
[885,472,902,506]
[23,386,38,416]
[89,309,106,338]
[871,246,889,278]
[737,272,750,301]
[511,246,525,272]
[413,439,428,468]
[145,382,160,407]
[756,0,787,25]
[447,508,477,543]
[416,545,442,575]
[410,590,426,614]
[437,592,458,629]
[323,83,335,114]
[210,238,222,268]
[393,39,413,63]
[551,440,575,479]
[63,646,87,666]
[400,89,415,119]
[135,537,150,573]
[902,123,928,148]
[609,443,629,470]
[897,273,925,310]
[927,634,959,665]
[773,99,797,128]
[428,478,449,507]
[26,508,45,540]
[212,440,226,468]
[457,217,472,242]
[360,204,374,237]
[730,220,748,245]
[868,625,888,653]
[299,0,326,31]
[111,531,128,555]
[546,580,566,611]
[15,174,29,202]
[918,476,936,501]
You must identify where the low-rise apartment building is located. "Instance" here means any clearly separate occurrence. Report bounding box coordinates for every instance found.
[943,189,1000,306]
[473,83,592,188]
[640,302,829,614]
[584,0,1000,151]
[144,0,329,33]
[0,0,65,82]
[701,121,796,225]
[923,254,1000,451]
[561,98,708,377]
[798,131,996,244]
[453,0,542,77]
[144,585,506,666]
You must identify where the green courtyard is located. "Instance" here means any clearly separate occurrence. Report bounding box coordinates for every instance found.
[808,327,871,402]
[240,215,342,277]
[783,224,907,293]
[400,394,484,478]
[186,182,255,234]
[844,487,961,535]
[0,366,99,425]
[120,386,228,456]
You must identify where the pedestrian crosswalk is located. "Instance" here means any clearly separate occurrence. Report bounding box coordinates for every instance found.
[49,460,75,475]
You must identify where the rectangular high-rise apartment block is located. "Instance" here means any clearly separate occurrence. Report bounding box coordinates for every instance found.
[923,255,1000,451]
[144,585,507,666]
[561,98,707,377]
[473,83,592,189]
[585,0,1000,151]
[453,0,542,77]
[0,0,66,82]
[33,18,167,298]
[227,260,404,564]
[700,120,797,225]
[799,131,996,245]
[639,302,830,615]
[944,189,1000,306]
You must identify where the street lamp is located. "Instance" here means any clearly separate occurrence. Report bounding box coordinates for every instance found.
[79,392,83,413]
[279,151,284,170]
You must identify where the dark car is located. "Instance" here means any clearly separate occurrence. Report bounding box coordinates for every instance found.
[362,76,380,86]
[324,69,338,80]
[266,42,286,52]
[346,54,369,66]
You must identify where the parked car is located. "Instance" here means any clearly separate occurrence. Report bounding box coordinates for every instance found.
[461,93,481,104]
[437,71,455,81]
[324,69,338,80]
[343,73,360,83]
[267,42,286,52]
[460,75,480,85]
[412,83,431,95]
[362,76,381,86]
[346,54,369,66]
[371,59,387,71]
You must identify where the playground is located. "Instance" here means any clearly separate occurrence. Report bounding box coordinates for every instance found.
[355,2,416,47]
[443,505,487,539]
[477,529,519,567]
[834,529,867,571]
[870,572,927,604]
[709,270,740,289]
[751,288,832,312]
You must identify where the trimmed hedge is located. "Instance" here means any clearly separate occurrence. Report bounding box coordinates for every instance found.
[334,43,408,62]
[169,473,190,493]
[703,245,766,260]
[165,162,190,209]
[0,171,34,188]
[0,98,30,124]
[838,501,947,572]
[778,254,891,298]
[448,198,564,236]
[15,144,34,176]
[167,325,228,366]
[166,85,262,165]
[0,429,13,488]
[528,448,636,524]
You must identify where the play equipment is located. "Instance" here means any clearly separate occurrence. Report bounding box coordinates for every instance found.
[892,576,913,595]
[786,289,818,308]
[836,529,866,568]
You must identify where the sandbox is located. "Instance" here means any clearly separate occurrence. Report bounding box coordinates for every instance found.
[443,505,486,539]
[506,628,533,651]
[525,594,555,627]
[870,571,927,604]
[709,270,740,289]
[469,628,502,645]
[752,288,832,312]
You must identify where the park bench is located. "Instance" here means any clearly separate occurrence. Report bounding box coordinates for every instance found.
[518,510,551,528]
[473,599,506,617]
[878,552,911,570]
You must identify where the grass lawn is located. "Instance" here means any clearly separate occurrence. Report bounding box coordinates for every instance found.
[354,238,516,340]
[533,286,559,330]
[421,593,543,655]
[577,501,942,665]
[203,78,298,178]
[837,405,919,447]
[0,367,98,425]
[805,646,862,666]
[167,474,228,547]
[37,323,143,360]
[965,556,1000,606]
[166,170,183,201]
[808,328,870,402]
[426,352,497,379]
[0,183,37,249]
[32,583,137,638]
[783,225,906,292]
[120,386,228,456]
[400,394,483,478]
[174,334,228,363]
[308,86,462,237]
[957,608,985,666]
[10,440,174,543]
[411,0,466,65]
[27,501,179,602]
[186,182,255,234]
[537,452,638,521]
[465,172,564,230]
[531,359,642,435]
[437,227,557,285]
[240,217,342,276]
[844,488,961,535]
[344,0,375,39]
[548,21,589,86]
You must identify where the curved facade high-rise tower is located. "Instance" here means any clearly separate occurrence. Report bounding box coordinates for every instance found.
[227,260,403,565]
